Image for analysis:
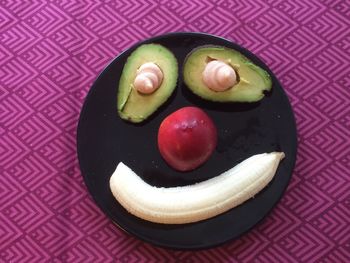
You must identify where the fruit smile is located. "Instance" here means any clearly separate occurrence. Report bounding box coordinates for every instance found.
[110,152,285,224]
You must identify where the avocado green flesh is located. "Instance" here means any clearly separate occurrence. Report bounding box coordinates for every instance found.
[118,44,178,123]
[183,46,272,102]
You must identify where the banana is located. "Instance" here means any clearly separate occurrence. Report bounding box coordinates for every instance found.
[109,152,285,224]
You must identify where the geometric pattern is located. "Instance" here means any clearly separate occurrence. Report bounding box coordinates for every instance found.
[1,0,349,262]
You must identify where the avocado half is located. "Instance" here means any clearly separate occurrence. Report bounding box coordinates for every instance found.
[118,44,178,123]
[183,46,272,102]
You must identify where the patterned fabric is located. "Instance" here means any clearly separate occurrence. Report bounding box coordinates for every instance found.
[1,0,349,262]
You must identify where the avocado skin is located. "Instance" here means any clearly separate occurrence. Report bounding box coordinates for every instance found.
[183,45,272,103]
[118,44,178,123]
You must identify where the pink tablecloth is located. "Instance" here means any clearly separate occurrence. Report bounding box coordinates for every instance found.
[1,0,349,262]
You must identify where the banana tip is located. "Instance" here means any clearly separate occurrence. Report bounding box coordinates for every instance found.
[277,152,285,160]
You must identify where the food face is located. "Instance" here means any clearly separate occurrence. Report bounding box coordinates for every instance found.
[112,43,283,225]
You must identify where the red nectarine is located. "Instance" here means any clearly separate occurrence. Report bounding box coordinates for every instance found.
[158,107,217,171]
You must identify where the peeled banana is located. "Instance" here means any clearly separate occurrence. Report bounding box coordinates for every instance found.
[109,152,285,224]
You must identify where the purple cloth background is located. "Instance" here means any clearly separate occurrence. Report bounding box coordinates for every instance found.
[1,0,349,262]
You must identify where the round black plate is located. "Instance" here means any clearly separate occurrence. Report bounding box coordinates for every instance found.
[77,32,297,250]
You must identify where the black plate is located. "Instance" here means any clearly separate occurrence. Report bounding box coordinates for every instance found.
[77,32,297,250]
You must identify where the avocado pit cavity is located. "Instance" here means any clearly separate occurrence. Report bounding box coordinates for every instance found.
[134,62,163,94]
[202,60,237,92]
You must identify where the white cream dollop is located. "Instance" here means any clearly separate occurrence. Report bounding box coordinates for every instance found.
[202,60,237,92]
[134,62,163,94]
